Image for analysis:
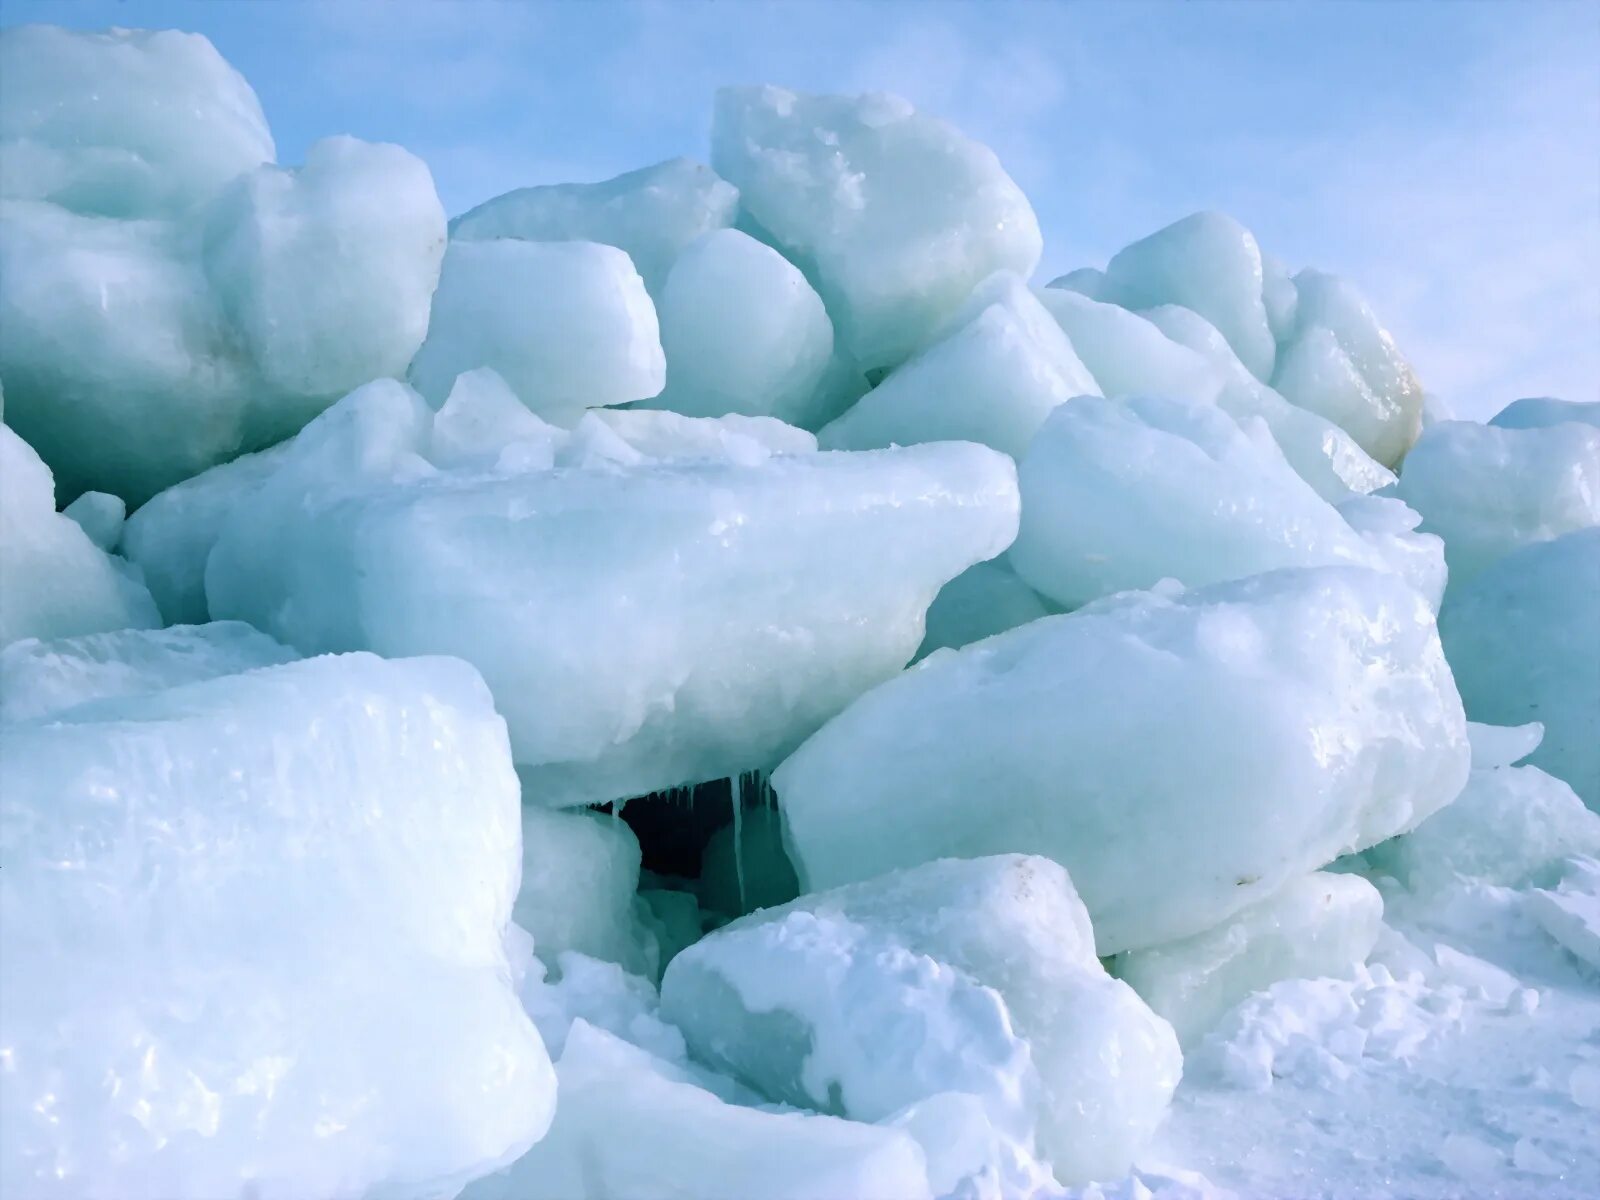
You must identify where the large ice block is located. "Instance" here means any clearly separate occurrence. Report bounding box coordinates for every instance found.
[206,381,1020,806]
[409,238,666,424]
[451,157,739,295]
[0,653,554,1199]
[819,272,1099,459]
[1394,418,1600,585]
[0,24,273,219]
[713,85,1041,371]
[1008,395,1392,610]
[1439,528,1600,809]
[661,855,1181,1185]
[0,422,159,646]
[776,566,1470,952]
[1489,396,1600,431]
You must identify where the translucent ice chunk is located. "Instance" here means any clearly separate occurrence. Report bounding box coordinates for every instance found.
[409,238,665,425]
[1440,528,1600,809]
[0,621,296,722]
[0,422,159,645]
[661,855,1181,1185]
[60,490,124,551]
[1394,418,1600,586]
[776,566,1470,952]
[207,381,1019,806]
[0,25,273,219]
[1009,395,1391,610]
[819,272,1098,458]
[713,85,1041,371]
[0,653,554,1199]
[917,559,1052,659]
[1112,873,1384,1045]
[643,228,836,427]
[451,157,739,295]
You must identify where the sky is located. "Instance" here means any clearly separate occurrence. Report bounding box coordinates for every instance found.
[6,0,1597,419]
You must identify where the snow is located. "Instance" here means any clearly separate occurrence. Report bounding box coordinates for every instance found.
[642,228,838,427]
[1439,528,1600,809]
[776,566,1469,953]
[1008,395,1405,610]
[450,157,739,296]
[1394,417,1600,586]
[0,652,552,1199]
[818,271,1100,458]
[0,421,160,645]
[408,238,665,424]
[713,85,1042,371]
[663,856,1181,1187]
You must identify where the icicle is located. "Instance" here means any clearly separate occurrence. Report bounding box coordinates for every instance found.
[732,773,747,914]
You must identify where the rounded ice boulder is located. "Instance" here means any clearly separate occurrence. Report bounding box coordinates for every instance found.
[775,566,1471,953]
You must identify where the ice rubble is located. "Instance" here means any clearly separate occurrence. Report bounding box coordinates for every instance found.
[5,22,1599,1200]
[661,856,1181,1185]
[1440,528,1600,809]
[205,379,1019,806]
[776,567,1470,953]
[0,30,446,505]
[0,418,160,645]
[0,652,552,1199]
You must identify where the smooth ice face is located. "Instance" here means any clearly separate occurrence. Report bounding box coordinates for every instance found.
[1009,396,1393,610]
[120,442,292,624]
[776,566,1470,953]
[409,238,665,425]
[465,1020,933,1200]
[1035,286,1223,403]
[1271,269,1423,468]
[917,559,1052,659]
[1333,493,1447,612]
[1100,212,1277,383]
[1141,302,1396,501]
[0,423,159,646]
[644,228,837,427]
[661,855,1181,1186]
[0,25,273,219]
[60,490,124,551]
[0,621,297,722]
[0,134,445,503]
[1489,396,1600,431]
[206,380,1019,806]
[1394,419,1600,586]
[1112,873,1384,1046]
[1365,755,1600,894]
[698,803,801,919]
[1440,528,1600,810]
[450,157,739,295]
[713,85,1042,371]
[0,653,554,1199]
[517,806,658,979]
[819,272,1099,459]
[203,135,447,404]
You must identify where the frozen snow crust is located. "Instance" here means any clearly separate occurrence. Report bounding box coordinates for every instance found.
[4,23,1600,1200]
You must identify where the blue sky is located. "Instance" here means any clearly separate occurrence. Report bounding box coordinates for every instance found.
[7,0,1597,418]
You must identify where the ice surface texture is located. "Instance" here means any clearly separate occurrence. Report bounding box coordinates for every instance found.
[1440,528,1600,809]
[0,27,445,504]
[0,653,553,1199]
[661,855,1181,1185]
[206,380,1019,806]
[777,566,1470,952]
[713,85,1042,372]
